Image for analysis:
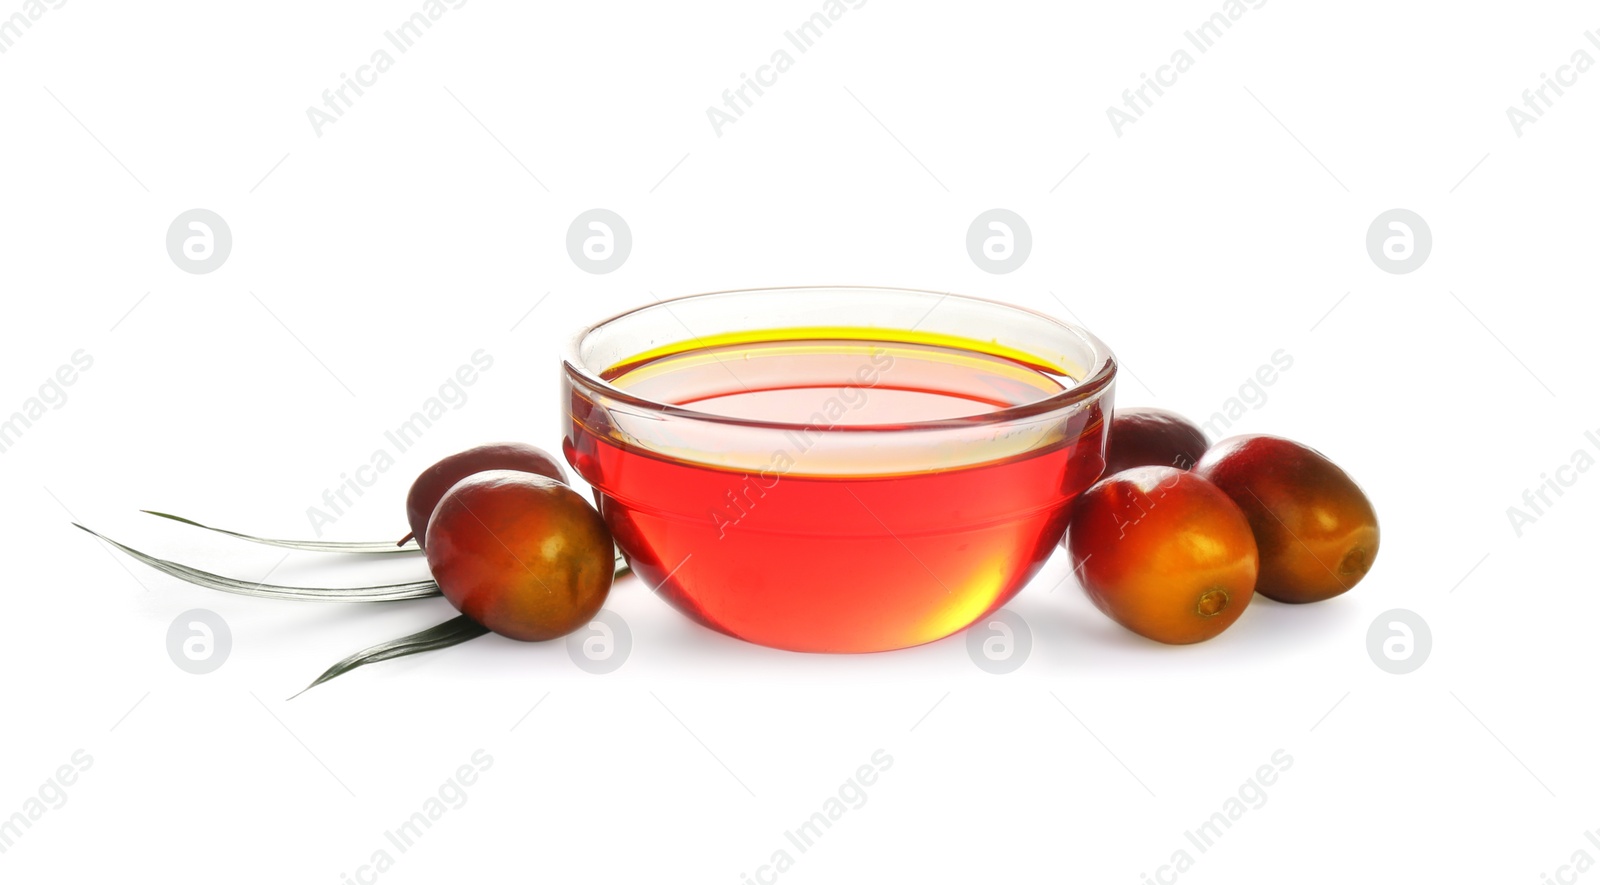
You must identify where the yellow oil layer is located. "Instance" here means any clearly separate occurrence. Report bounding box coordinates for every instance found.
[591,325,1094,477]
[609,339,1072,403]
[605,326,1079,380]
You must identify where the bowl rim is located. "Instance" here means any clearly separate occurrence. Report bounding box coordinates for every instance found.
[563,285,1117,433]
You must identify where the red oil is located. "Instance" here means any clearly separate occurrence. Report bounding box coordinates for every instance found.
[564,334,1108,652]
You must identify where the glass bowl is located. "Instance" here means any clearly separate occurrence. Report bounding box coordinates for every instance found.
[562,286,1116,652]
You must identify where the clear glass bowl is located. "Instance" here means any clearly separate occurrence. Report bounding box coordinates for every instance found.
[562,287,1116,652]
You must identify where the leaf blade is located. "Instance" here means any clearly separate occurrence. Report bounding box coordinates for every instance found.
[74,524,441,602]
[141,510,421,554]
[293,614,490,698]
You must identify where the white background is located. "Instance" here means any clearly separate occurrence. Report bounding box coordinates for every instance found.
[3,1,1597,882]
